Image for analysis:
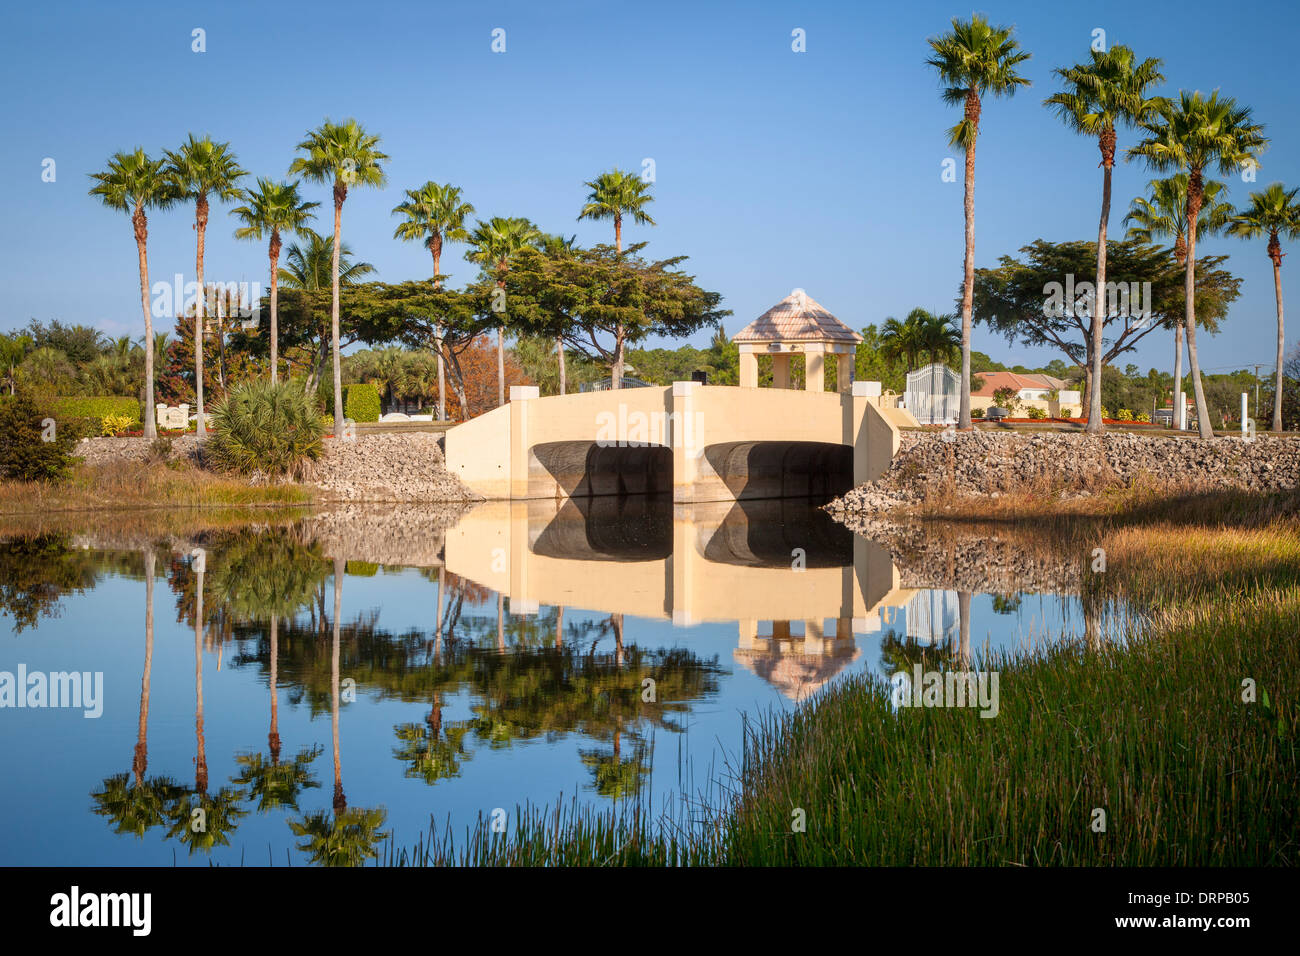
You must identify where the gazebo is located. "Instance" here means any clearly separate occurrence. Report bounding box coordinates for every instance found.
[732,289,862,392]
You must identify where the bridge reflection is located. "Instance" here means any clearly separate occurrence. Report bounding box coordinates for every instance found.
[443,496,916,700]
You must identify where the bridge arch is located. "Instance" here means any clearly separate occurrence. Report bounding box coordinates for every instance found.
[444,382,903,502]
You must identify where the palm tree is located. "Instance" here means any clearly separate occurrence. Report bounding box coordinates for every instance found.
[466,216,541,405]
[1229,183,1300,433]
[578,168,655,255]
[278,229,375,291]
[289,119,389,430]
[1045,45,1165,434]
[232,179,318,383]
[927,15,1032,429]
[163,135,246,437]
[915,310,961,366]
[392,182,475,420]
[278,229,376,395]
[1124,174,1234,428]
[89,150,178,440]
[1130,90,1268,438]
[880,309,952,372]
[392,181,475,284]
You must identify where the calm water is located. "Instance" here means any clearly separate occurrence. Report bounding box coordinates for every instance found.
[0,498,1110,865]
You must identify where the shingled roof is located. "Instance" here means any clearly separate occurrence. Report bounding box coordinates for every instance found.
[732,290,863,345]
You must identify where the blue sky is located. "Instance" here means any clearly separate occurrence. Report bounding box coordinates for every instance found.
[2,0,1296,376]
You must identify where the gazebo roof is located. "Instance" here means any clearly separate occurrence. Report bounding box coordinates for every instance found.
[732,290,862,345]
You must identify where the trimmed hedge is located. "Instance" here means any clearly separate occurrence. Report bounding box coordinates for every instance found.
[316,380,382,423]
[345,383,381,423]
[53,396,141,431]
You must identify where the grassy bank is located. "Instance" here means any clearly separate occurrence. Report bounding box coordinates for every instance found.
[0,460,313,537]
[386,501,1300,866]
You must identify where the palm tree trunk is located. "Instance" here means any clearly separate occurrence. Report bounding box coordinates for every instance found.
[194,562,207,794]
[958,93,980,430]
[133,549,155,785]
[269,613,280,764]
[133,206,157,440]
[331,192,345,430]
[497,593,505,652]
[1271,243,1286,433]
[435,332,447,421]
[269,231,281,384]
[434,571,444,652]
[1172,322,1184,430]
[557,339,566,395]
[1087,134,1114,435]
[613,613,624,668]
[1184,177,1214,439]
[431,247,447,421]
[497,327,506,408]
[332,556,344,813]
[195,195,208,437]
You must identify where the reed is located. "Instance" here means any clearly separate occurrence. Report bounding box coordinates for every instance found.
[383,512,1300,866]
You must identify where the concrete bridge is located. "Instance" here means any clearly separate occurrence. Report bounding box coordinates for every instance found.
[445,494,911,627]
[444,381,910,502]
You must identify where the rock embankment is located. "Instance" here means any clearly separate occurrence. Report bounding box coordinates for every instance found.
[74,432,477,503]
[302,433,476,503]
[296,503,475,565]
[828,430,1300,517]
[74,434,202,466]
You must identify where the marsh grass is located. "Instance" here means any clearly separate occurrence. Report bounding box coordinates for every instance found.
[0,460,312,537]
[383,503,1300,866]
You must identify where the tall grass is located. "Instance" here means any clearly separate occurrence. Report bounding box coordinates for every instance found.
[382,508,1300,866]
[0,460,312,538]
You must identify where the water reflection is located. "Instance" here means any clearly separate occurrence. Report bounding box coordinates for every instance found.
[0,500,1117,865]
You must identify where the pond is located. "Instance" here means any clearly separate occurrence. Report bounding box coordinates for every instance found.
[0,497,1123,865]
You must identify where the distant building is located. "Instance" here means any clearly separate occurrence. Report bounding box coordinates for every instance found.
[972,370,1080,417]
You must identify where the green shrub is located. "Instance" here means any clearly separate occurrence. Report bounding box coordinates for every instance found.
[1027,407,1046,420]
[972,407,985,419]
[1135,412,1152,423]
[1117,408,1135,422]
[0,394,78,482]
[345,560,380,577]
[345,383,381,423]
[316,381,382,423]
[53,396,141,433]
[207,380,324,478]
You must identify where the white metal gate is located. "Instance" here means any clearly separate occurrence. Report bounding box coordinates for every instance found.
[905,363,960,424]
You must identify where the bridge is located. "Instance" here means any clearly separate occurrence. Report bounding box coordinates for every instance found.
[442,497,915,698]
[444,381,910,502]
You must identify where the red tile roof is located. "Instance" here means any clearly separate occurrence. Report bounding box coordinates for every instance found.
[972,370,1069,397]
